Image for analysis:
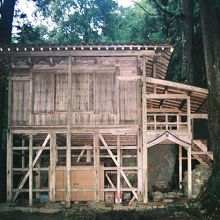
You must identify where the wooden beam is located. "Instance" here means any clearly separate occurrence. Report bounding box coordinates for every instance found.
[13,134,50,202]
[193,140,207,152]
[99,134,138,200]
[94,132,100,202]
[35,148,41,199]
[21,139,25,169]
[142,56,148,203]
[76,149,85,163]
[147,132,191,149]
[146,77,208,94]
[29,72,33,125]
[179,145,182,189]
[147,108,180,113]
[49,131,56,201]
[191,114,208,119]
[86,148,92,163]
[137,128,143,200]
[106,173,116,189]
[7,131,13,202]
[66,56,72,207]
[6,49,156,58]
[116,67,120,125]
[187,96,191,132]
[146,94,188,99]
[9,76,32,81]
[116,135,121,203]
[116,76,141,81]
[188,146,192,198]
[29,135,33,206]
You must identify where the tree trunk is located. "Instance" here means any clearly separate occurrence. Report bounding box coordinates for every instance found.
[0,0,16,203]
[200,0,220,174]
[0,0,17,44]
[180,0,194,84]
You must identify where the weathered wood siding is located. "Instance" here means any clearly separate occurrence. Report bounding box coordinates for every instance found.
[120,80,140,124]
[11,80,30,125]
[11,56,141,126]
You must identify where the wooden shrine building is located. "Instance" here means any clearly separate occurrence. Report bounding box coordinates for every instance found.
[0,45,212,206]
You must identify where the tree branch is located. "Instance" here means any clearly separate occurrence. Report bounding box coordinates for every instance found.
[132,0,158,16]
[152,0,180,18]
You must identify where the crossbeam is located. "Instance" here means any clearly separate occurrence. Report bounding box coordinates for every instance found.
[99,134,138,200]
[13,134,50,202]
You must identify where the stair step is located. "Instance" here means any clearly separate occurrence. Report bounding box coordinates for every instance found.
[193,140,207,152]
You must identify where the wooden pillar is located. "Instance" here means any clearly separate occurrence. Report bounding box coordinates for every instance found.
[142,55,148,203]
[137,128,143,200]
[93,131,100,202]
[187,146,192,198]
[86,148,92,163]
[7,131,13,202]
[66,56,72,207]
[29,134,33,206]
[66,131,71,206]
[153,61,156,93]
[49,131,56,201]
[178,145,183,189]
[116,135,121,203]
[21,139,25,169]
[187,93,192,198]
[35,148,41,199]
[7,77,13,202]
[29,72,33,125]
[187,96,191,132]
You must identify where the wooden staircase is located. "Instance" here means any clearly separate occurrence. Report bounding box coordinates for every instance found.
[192,140,213,166]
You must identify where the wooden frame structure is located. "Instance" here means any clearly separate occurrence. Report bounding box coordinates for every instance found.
[0,45,212,206]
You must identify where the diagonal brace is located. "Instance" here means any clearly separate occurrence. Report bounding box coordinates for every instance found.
[13,134,50,202]
[99,134,138,200]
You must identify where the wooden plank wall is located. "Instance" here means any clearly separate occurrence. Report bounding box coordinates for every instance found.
[11,80,30,125]
[119,80,140,124]
[11,56,141,127]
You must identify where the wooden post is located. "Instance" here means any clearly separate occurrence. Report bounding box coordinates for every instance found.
[142,55,148,203]
[116,66,120,125]
[49,131,56,201]
[66,56,72,207]
[86,148,92,163]
[153,61,156,93]
[137,128,143,200]
[179,145,183,189]
[116,135,121,203]
[94,131,100,202]
[187,146,192,198]
[29,72,33,125]
[29,134,33,206]
[187,96,191,132]
[35,148,41,199]
[21,139,25,169]
[7,131,13,202]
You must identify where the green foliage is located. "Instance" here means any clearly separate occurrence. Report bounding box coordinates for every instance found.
[15,0,172,45]
[34,0,118,44]
[15,23,49,45]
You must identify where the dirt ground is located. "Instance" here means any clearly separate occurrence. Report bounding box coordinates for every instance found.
[0,209,205,220]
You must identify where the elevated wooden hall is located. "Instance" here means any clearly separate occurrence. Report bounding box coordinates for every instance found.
[0,44,212,206]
